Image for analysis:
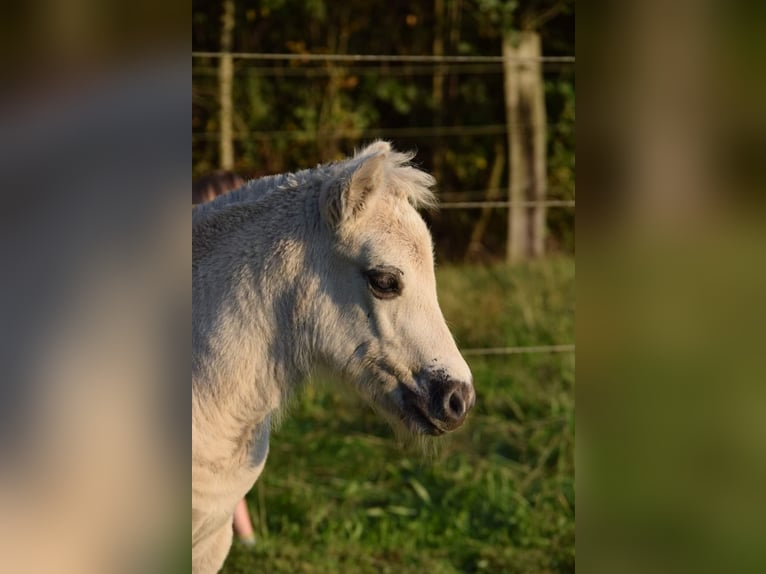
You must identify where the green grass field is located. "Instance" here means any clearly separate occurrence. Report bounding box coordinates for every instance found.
[222,257,575,573]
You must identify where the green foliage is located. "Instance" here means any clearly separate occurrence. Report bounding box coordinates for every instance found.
[373,79,419,115]
[546,77,575,252]
[220,259,575,573]
[475,0,519,32]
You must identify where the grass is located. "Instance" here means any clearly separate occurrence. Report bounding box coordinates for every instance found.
[221,257,575,573]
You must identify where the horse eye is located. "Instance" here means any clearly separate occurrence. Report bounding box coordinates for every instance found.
[365,270,402,299]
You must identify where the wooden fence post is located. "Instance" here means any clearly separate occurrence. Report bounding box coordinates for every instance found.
[503,30,548,262]
[523,31,547,258]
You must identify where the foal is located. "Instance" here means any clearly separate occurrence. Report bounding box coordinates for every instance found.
[192,141,474,573]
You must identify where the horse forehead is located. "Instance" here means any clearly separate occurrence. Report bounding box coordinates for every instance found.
[366,207,432,266]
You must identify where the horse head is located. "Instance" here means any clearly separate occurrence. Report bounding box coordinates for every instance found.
[314,141,475,435]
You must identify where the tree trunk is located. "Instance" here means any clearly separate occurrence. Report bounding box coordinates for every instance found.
[219,0,235,170]
[502,30,547,261]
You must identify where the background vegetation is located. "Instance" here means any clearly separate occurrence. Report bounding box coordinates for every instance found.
[192,0,574,260]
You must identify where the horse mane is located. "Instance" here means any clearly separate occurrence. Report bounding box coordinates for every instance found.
[192,141,437,228]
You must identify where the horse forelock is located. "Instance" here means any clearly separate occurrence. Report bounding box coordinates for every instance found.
[352,140,438,211]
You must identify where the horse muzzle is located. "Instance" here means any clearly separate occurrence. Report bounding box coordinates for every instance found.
[400,373,475,435]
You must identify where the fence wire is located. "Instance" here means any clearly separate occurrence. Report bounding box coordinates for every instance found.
[440,200,574,209]
[461,344,575,356]
[191,123,561,141]
[192,51,575,64]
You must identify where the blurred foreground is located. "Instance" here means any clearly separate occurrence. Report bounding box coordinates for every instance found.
[0,1,188,572]
[578,0,766,571]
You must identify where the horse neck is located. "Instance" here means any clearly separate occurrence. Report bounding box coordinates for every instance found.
[193,190,324,446]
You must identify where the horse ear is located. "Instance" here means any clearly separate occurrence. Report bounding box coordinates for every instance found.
[321,151,387,230]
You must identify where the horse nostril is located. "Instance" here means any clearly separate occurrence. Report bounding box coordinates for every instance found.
[446,389,466,420]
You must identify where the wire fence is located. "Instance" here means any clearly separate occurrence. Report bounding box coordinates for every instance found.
[191,51,575,64]
[191,123,561,141]
[192,64,515,77]
[440,200,574,209]
[191,53,574,210]
[461,344,575,356]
